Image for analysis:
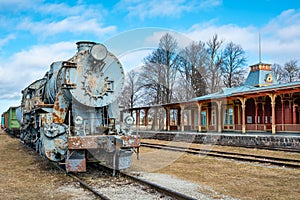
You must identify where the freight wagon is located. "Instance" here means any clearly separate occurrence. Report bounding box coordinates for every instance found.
[1,106,21,136]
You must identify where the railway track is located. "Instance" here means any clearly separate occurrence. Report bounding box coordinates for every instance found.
[21,133,197,200]
[60,163,197,200]
[222,144,300,153]
[141,142,300,168]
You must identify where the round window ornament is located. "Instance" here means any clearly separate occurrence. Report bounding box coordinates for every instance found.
[265,74,273,83]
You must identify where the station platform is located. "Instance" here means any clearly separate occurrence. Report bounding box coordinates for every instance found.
[136,130,300,150]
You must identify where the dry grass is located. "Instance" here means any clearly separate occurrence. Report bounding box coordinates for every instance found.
[130,139,300,200]
[0,132,87,200]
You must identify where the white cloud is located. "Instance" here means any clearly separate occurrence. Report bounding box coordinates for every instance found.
[116,0,222,20]
[0,0,42,10]
[183,8,300,65]
[18,16,116,38]
[186,23,258,52]
[261,9,300,63]
[263,9,300,42]
[2,1,116,39]
[0,41,76,100]
[0,34,16,47]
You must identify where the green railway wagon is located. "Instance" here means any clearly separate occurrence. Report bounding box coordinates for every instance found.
[3,106,20,136]
[1,114,4,129]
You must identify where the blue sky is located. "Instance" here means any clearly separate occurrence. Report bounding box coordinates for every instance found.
[0,0,300,115]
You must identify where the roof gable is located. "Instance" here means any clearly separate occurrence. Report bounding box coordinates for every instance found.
[244,63,278,87]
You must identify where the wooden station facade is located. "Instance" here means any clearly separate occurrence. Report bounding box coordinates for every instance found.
[122,63,300,134]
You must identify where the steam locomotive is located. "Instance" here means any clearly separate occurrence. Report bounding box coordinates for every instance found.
[17,41,139,172]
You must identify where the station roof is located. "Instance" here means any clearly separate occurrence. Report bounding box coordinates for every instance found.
[191,62,300,102]
[125,62,300,111]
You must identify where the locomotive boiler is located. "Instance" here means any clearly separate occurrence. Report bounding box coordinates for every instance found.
[19,41,140,172]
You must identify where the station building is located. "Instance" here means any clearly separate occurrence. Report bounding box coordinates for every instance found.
[123,62,300,134]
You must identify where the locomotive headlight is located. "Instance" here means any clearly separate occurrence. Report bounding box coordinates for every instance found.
[124,116,135,126]
[75,116,83,125]
[90,44,107,61]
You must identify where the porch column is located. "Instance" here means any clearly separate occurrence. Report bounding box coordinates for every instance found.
[153,107,158,131]
[239,98,246,134]
[281,99,284,131]
[165,107,170,131]
[216,101,222,133]
[255,101,258,131]
[262,102,265,125]
[197,103,202,132]
[177,107,181,130]
[289,100,292,124]
[180,105,185,132]
[144,108,149,126]
[136,110,140,126]
[270,94,277,134]
[191,109,195,130]
[293,104,297,124]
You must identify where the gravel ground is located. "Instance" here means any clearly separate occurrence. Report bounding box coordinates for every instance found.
[134,172,238,200]
[77,168,173,200]
[56,182,97,200]
[92,181,171,200]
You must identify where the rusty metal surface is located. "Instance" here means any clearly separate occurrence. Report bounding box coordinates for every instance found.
[66,150,86,172]
[41,133,68,162]
[68,136,99,149]
[52,92,68,123]
[120,135,141,148]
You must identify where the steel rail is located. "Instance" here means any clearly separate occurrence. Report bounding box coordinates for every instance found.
[93,163,197,200]
[52,163,111,200]
[67,172,111,200]
[141,142,300,168]
[142,142,300,163]
[219,144,300,153]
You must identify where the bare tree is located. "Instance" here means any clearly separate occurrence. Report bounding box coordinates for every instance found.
[118,70,143,109]
[177,41,208,100]
[206,34,224,93]
[221,42,247,88]
[271,63,285,83]
[140,33,179,104]
[283,60,299,82]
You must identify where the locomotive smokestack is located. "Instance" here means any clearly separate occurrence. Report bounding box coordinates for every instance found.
[76,41,96,52]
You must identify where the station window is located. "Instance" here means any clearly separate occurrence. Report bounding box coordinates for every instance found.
[224,107,233,125]
[201,111,207,126]
[247,116,252,123]
[170,109,177,125]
